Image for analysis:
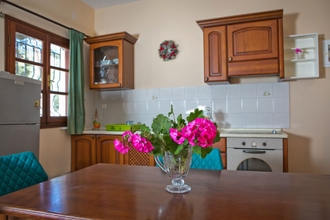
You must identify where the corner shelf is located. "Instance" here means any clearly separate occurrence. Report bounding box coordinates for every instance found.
[283,33,319,80]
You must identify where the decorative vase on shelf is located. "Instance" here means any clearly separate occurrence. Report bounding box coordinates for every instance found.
[294,48,303,59]
[155,148,193,194]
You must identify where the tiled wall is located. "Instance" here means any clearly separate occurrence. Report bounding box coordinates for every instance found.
[84,82,290,129]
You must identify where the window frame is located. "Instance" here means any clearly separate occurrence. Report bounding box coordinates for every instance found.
[5,15,69,128]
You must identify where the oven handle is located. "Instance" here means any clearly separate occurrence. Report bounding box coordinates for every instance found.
[242,149,266,154]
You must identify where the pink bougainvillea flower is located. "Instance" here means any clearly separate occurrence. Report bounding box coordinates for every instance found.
[114,139,130,154]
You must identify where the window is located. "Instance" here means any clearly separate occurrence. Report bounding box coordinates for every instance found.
[5,15,69,128]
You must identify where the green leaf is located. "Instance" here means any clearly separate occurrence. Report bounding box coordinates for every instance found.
[151,114,172,135]
[186,108,204,122]
[193,146,213,158]
[174,145,184,155]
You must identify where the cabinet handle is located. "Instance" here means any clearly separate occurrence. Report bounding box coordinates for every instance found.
[228,57,233,61]
[91,136,94,139]
[205,77,209,81]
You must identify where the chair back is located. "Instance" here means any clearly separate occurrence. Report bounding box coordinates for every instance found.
[191,148,223,170]
[0,151,48,196]
[156,148,223,170]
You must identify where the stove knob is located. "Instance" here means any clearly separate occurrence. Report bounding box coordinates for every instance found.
[251,141,257,147]
[263,142,267,146]
[242,142,246,146]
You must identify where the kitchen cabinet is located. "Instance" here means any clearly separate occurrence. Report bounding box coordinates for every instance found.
[85,32,137,90]
[283,33,319,80]
[213,137,227,169]
[71,134,124,171]
[197,9,284,83]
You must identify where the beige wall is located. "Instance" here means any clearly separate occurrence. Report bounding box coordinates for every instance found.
[0,0,94,178]
[93,0,330,174]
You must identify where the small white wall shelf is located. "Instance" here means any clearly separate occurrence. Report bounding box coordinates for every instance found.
[283,33,319,80]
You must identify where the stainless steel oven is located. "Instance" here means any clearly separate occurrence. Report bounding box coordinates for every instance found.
[227,137,283,172]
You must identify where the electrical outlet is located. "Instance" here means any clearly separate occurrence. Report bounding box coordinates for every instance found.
[102,103,107,108]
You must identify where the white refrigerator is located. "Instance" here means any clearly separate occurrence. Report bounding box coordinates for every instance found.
[0,71,41,158]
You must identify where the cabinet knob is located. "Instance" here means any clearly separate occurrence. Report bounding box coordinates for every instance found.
[91,136,94,139]
[228,57,233,61]
[205,77,209,81]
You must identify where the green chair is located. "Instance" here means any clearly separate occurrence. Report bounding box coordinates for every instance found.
[0,151,48,196]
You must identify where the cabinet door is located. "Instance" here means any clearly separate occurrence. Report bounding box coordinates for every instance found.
[96,135,124,165]
[89,40,122,89]
[203,26,228,82]
[227,19,280,76]
[71,135,96,171]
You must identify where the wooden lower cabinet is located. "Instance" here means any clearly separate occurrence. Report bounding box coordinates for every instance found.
[213,138,227,169]
[71,134,124,171]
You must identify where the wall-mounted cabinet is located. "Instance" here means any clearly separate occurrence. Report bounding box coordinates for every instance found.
[283,33,319,80]
[197,9,284,83]
[85,32,137,90]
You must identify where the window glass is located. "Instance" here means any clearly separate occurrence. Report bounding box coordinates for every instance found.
[50,69,68,93]
[15,32,42,63]
[50,44,69,69]
[15,61,43,81]
[50,94,68,117]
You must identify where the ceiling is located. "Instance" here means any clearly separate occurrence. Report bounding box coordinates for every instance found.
[81,0,139,9]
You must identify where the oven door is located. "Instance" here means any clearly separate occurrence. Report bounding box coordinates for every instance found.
[227,148,283,172]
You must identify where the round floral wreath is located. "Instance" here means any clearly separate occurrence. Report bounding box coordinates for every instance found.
[158,40,179,61]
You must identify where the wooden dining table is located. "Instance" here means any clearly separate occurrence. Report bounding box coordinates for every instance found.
[0,163,329,220]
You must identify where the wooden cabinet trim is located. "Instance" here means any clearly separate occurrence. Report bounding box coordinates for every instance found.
[85,31,137,45]
[196,9,283,29]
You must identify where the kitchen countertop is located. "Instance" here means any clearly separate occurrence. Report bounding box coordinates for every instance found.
[83,128,288,138]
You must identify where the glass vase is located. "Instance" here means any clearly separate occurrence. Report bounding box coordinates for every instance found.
[155,148,193,194]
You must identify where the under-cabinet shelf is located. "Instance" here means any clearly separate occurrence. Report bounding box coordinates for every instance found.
[283,33,319,80]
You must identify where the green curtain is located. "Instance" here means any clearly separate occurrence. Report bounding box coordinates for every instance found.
[67,29,85,135]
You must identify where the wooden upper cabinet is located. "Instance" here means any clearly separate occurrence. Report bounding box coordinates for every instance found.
[197,9,284,82]
[203,26,228,82]
[85,32,137,90]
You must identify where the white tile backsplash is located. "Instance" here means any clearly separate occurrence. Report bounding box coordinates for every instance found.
[212,85,227,99]
[227,84,241,98]
[273,82,289,97]
[198,86,212,99]
[257,83,273,98]
[159,88,172,100]
[172,87,184,100]
[86,82,290,129]
[274,97,290,113]
[184,86,198,100]
[258,98,273,113]
[241,84,257,98]
[227,98,242,113]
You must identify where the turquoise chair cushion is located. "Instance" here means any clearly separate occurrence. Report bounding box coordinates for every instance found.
[156,148,223,170]
[191,148,223,170]
[0,151,48,196]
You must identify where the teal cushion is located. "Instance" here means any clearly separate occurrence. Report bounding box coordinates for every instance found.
[0,151,48,196]
[156,148,223,170]
[191,148,223,170]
